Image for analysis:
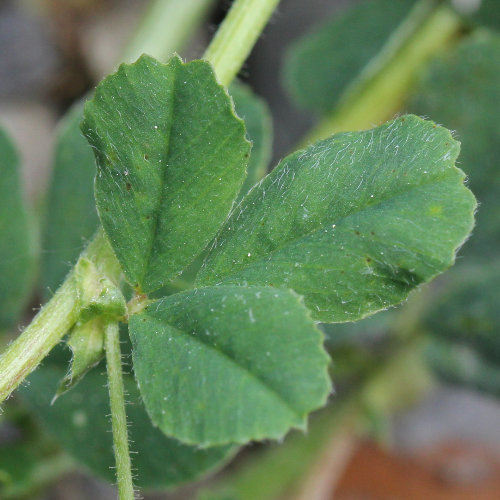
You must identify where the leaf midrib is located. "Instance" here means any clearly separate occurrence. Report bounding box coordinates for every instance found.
[142,313,305,422]
[206,170,463,284]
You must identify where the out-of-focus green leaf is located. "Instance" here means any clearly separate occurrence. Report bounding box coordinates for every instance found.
[426,338,500,398]
[130,286,330,447]
[19,354,235,490]
[230,82,273,199]
[41,104,98,299]
[0,404,69,500]
[197,407,352,500]
[198,116,476,323]
[82,55,249,293]
[457,0,500,31]
[0,127,35,329]
[283,0,416,114]
[423,260,500,366]
[408,32,500,258]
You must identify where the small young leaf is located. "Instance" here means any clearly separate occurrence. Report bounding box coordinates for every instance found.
[198,116,476,323]
[20,357,234,489]
[41,104,98,298]
[82,55,250,293]
[230,81,273,199]
[0,127,36,329]
[55,316,105,398]
[283,0,416,113]
[129,286,330,447]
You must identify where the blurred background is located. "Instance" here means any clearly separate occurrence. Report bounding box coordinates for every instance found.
[1,0,500,498]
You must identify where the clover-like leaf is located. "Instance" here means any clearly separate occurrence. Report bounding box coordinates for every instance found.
[198,116,476,323]
[283,0,416,114]
[20,353,234,489]
[130,286,330,447]
[0,127,36,329]
[41,104,98,298]
[82,55,250,293]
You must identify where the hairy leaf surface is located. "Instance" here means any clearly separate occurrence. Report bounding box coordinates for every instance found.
[0,128,35,329]
[198,116,475,323]
[130,286,330,447]
[283,0,416,113]
[82,55,249,293]
[20,356,234,489]
[41,105,98,298]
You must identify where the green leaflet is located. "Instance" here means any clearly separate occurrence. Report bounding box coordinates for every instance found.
[82,55,250,293]
[283,0,416,114]
[154,81,273,297]
[0,127,36,329]
[20,355,234,489]
[198,116,476,323]
[129,286,330,447]
[408,32,500,258]
[41,104,98,299]
[230,81,273,199]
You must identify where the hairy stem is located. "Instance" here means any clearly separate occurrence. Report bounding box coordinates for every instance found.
[302,1,464,144]
[104,321,135,500]
[204,0,281,86]
[122,0,217,64]
[0,274,80,403]
[0,230,120,404]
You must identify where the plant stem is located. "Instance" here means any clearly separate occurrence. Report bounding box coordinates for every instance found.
[0,230,120,404]
[0,274,81,403]
[203,0,281,86]
[104,321,135,500]
[121,0,217,64]
[302,1,464,144]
